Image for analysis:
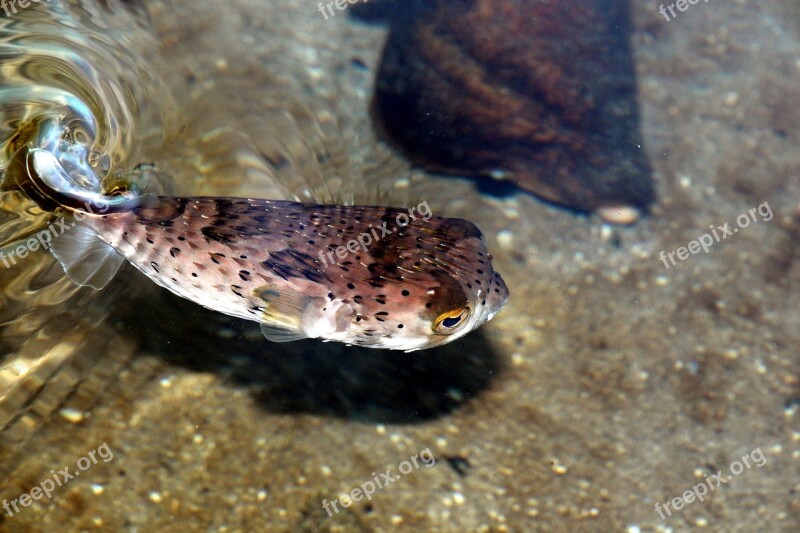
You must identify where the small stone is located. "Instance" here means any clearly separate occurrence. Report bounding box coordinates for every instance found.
[722,91,738,106]
[597,205,640,225]
[496,230,513,250]
[59,408,85,424]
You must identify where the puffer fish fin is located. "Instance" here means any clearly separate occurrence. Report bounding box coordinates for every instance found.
[259,323,309,343]
[48,221,124,290]
[255,285,315,343]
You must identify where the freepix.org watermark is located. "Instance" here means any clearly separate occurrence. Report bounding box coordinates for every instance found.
[0,198,110,269]
[3,442,114,518]
[658,0,711,22]
[318,200,432,269]
[317,0,366,21]
[654,446,766,520]
[659,201,773,269]
[1,0,51,18]
[322,448,435,517]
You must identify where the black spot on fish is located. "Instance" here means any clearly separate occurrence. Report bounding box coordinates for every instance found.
[170,247,181,258]
[239,270,251,282]
[402,290,410,296]
[347,283,355,290]
[150,261,159,273]
[210,253,226,264]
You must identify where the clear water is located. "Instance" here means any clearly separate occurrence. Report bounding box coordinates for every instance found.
[0,0,797,531]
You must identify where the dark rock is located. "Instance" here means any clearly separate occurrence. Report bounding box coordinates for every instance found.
[364,0,655,217]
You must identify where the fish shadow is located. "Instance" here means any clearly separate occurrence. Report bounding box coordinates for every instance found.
[119,282,505,424]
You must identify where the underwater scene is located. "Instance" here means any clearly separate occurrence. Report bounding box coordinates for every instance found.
[0,0,798,531]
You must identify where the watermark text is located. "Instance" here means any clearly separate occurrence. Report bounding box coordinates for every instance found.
[655,446,766,520]
[3,442,114,517]
[322,448,435,517]
[659,201,772,269]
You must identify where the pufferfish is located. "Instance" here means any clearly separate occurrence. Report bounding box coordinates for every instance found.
[14,148,508,351]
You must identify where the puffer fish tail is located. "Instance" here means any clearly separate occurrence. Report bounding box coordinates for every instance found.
[4,147,136,290]
[48,221,126,290]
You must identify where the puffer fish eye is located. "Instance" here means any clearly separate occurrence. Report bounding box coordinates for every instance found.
[433,307,470,334]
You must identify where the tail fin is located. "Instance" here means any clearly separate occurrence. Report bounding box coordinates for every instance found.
[5,148,141,215]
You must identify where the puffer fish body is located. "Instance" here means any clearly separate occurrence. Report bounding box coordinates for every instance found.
[23,150,509,351]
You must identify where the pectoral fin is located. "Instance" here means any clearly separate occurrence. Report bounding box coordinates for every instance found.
[259,323,309,343]
[49,221,125,290]
[255,285,318,343]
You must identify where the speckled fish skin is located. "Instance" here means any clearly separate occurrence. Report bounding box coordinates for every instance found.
[79,196,509,351]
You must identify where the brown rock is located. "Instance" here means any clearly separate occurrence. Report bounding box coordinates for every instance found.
[366,0,655,215]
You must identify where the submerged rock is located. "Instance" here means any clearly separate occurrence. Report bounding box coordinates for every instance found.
[362,0,654,218]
